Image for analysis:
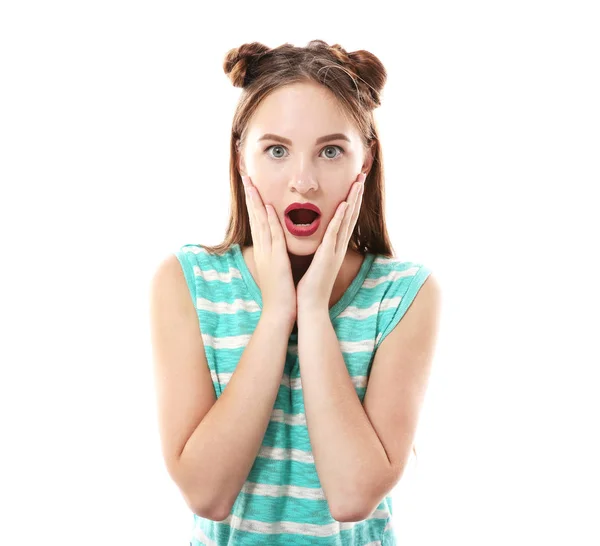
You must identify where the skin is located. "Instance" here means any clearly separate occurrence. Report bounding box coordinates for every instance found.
[237,81,374,307]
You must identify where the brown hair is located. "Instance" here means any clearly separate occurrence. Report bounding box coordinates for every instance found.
[201,39,395,259]
[201,39,417,463]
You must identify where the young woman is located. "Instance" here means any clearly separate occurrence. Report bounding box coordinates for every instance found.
[150,39,441,546]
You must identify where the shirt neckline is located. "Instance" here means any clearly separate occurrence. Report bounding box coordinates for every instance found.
[232,242,375,323]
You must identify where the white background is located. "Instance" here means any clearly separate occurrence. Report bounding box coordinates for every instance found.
[1,1,599,544]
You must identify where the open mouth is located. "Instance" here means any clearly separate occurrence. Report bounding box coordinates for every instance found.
[284,208,321,236]
[286,209,320,225]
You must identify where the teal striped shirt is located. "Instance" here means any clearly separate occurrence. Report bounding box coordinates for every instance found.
[175,242,432,546]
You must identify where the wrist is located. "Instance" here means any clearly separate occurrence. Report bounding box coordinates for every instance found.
[297,302,329,318]
[261,307,296,330]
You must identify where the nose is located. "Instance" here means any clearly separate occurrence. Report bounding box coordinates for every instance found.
[288,173,318,194]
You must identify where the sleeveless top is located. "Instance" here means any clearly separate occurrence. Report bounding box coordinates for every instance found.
[174,242,432,546]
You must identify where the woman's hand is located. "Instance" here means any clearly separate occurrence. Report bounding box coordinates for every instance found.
[242,175,298,325]
[296,172,366,312]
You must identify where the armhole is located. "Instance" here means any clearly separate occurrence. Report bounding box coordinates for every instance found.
[173,249,197,309]
[375,264,433,352]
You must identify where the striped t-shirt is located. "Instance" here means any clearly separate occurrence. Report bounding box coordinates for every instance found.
[174,242,432,546]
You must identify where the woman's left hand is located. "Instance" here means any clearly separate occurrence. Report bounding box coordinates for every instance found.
[296,172,367,312]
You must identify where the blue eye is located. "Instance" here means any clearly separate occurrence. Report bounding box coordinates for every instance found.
[265,145,344,161]
[321,145,344,160]
[266,145,287,159]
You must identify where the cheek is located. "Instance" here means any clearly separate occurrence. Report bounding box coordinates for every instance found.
[250,156,287,182]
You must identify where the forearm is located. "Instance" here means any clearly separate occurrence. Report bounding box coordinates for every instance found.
[178,311,294,520]
[297,306,392,520]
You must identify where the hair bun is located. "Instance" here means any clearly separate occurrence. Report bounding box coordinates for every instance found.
[347,49,387,107]
[318,41,387,108]
[223,42,271,88]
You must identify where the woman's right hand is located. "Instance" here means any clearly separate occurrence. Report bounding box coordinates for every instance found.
[242,175,297,326]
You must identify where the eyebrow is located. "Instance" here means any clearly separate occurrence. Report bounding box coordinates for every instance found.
[257,133,351,145]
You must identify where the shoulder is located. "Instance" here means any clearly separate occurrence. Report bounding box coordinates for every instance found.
[371,254,435,295]
[376,271,441,359]
[150,243,209,312]
[407,272,442,330]
[417,272,442,304]
[149,253,192,312]
[370,255,441,349]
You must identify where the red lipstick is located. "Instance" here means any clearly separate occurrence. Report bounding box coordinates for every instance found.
[284,202,321,215]
[284,202,322,237]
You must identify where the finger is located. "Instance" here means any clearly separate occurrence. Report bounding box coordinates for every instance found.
[325,201,348,254]
[243,177,264,253]
[244,182,258,246]
[342,174,364,220]
[350,181,364,228]
[247,182,271,252]
[265,204,286,250]
[342,181,364,243]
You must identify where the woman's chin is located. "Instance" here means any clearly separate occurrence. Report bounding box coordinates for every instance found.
[285,235,320,256]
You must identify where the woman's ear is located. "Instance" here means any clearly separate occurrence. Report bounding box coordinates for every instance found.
[362,141,375,175]
[236,142,246,175]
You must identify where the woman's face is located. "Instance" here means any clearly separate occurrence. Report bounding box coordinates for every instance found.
[238,81,372,254]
